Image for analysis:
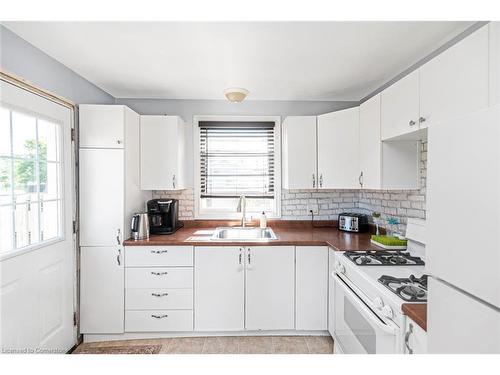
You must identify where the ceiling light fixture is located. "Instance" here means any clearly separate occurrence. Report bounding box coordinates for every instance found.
[223,87,249,103]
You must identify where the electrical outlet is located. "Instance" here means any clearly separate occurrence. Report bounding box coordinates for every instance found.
[307,204,319,215]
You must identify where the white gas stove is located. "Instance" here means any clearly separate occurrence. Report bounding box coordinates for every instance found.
[331,218,427,354]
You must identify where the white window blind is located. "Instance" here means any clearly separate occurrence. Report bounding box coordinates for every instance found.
[199,121,275,199]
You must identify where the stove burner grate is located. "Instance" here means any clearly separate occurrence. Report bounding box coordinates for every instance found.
[343,251,424,266]
[378,274,428,302]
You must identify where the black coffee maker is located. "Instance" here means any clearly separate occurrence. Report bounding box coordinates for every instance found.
[146,199,183,234]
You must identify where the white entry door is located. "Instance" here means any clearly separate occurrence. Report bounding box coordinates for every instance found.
[0,80,76,353]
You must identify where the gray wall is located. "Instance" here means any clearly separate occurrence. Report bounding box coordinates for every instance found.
[0,25,114,104]
[115,98,358,186]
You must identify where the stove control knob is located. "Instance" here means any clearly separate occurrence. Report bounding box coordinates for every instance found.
[373,297,384,309]
[381,305,394,319]
[336,263,346,274]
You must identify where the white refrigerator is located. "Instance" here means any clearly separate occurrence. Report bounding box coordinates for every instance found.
[426,104,500,353]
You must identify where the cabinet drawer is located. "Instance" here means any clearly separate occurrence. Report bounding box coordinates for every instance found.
[125,268,193,288]
[125,288,193,310]
[125,310,193,332]
[125,246,193,267]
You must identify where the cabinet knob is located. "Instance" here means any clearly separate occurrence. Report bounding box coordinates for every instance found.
[319,174,323,188]
[117,140,122,144]
[419,117,426,123]
[312,174,316,188]
[409,120,416,126]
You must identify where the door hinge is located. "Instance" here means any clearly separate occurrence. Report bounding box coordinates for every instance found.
[71,128,75,142]
[73,311,79,326]
[73,220,77,234]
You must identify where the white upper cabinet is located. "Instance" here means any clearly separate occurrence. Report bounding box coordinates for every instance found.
[381,70,420,140]
[317,107,360,189]
[79,105,127,148]
[140,115,186,190]
[420,25,489,128]
[359,94,382,189]
[490,22,500,106]
[245,246,295,330]
[282,116,317,189]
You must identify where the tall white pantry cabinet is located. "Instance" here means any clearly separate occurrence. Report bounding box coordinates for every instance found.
[79,105,149,334]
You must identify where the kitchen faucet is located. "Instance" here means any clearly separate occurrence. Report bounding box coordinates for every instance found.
[236,195,247,227]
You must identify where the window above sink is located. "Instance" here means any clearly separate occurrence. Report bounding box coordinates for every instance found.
[194,115,282,220]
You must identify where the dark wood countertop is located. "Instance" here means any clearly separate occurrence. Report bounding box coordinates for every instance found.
[123,220,382,251]
[402,303,427,331]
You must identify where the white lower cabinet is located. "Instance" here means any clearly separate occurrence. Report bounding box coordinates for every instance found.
[122,246,194,333]
[245,246,295,330]
[295,246,328,330]
[80,246,124,334]
[404,318,427,354]
[194,246,295,332]
[194,247,245,331]
[125,310,193,332]
[102,245,328,336]
[125,289,193,310]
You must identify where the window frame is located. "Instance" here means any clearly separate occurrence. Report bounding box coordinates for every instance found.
[194,115,281,220]
[0,103,65,255]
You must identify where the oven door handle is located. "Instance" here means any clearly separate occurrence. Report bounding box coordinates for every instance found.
[333,273,396,335]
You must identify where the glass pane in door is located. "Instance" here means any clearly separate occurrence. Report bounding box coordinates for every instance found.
[0,157,12,205]
[41,200,59,241]
[13,159,38,203]
[11,111,37,159]
[0,107,11,156]
[0,205,13,252]
[14,203,29,248]
[38,119,60,162]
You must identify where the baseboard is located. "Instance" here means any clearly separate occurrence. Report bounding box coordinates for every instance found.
[84,330,330,343]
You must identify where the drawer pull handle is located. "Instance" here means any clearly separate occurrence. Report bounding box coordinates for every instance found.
[150,271,168,276]
[151,292,169,297]
[151,250,168,254]
[151,314,168,319]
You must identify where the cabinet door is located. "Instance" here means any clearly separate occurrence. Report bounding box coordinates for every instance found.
[79,149,124,246]
[328,249,335,337]
[381,70,420,140]
[296,246,328,330]
[194,247,244,331]
[317,107,360,189]
[79,105,124,148]
[490,22,500,107]
[245,246,295,330]
[359,94,382,189]
[427,105,500,307]
[420,25,489,128]
[80,246,124,333]
[140,115,183,190]
[282,116,317,189]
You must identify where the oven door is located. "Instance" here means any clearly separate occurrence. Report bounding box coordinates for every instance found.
[333,273,399,354]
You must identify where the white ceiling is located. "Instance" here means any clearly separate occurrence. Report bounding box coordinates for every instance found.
[4,21,473,101]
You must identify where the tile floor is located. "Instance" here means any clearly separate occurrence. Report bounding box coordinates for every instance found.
[74,336,334,354]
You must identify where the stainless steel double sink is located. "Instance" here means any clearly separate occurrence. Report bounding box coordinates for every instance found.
[211,227,277,241]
